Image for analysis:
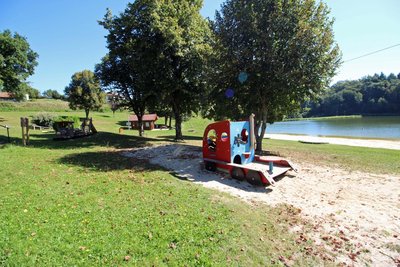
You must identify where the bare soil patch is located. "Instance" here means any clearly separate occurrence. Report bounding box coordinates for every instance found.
[122,144,400,266]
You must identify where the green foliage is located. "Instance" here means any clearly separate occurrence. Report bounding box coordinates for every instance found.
[206,0,341,151]
[43,89,64,100]
[97,0,213,139]
[52,115,81,131]
[65,70,105,119]
[26,86,40,99]
[31,112,56,127]
[307,72,400,116]
[0,30,38,95]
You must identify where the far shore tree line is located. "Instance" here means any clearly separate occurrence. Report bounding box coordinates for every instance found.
[2,0,343,152]
[304,72,400,117]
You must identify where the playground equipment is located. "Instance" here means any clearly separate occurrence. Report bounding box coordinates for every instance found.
[54,118,97,140]
[202,114,297,186]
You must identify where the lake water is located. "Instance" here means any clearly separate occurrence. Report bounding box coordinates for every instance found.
[267,116,400,139]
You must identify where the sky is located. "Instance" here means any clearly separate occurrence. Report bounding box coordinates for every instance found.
[0,0,399,93]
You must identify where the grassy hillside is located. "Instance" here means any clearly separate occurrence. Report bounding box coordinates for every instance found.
[0,99,71,112]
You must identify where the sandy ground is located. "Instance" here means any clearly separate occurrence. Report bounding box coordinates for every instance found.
[265,134,400,150]
[122,144,400,266]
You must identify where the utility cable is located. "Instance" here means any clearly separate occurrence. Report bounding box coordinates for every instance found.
[343,43,400,63]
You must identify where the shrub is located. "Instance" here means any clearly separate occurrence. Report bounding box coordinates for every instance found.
[0,102,15,111]
[31,112,56,127]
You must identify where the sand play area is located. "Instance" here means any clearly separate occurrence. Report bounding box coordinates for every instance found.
[122,144,400,266]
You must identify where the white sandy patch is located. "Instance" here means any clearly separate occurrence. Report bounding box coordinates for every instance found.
[265,134,400,150]
[122,144,400,266]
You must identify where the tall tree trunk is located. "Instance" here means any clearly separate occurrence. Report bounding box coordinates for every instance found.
[255,122,267,154]
[172,102,183,140]
[137,115,144,137]
[255,110,268,154]
[164,116,168,126]
[174,114,183,140]
[85,109,89,119]
[169,115,172,128]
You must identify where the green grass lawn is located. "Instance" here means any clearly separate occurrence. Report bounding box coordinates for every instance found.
[1,109,399,265]
[0,111,323,266]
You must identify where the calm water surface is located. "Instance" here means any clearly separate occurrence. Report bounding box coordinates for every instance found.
[267,116,400,139]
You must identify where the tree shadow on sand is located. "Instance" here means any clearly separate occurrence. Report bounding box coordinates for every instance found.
[58,144,272,193]
[119,143,277,194]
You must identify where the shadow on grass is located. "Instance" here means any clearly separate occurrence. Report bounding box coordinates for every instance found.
[117,120,129,127]
[58,150,166,173]
[0,136,20,148]
[26,132,173,150]
[157,135,203,141]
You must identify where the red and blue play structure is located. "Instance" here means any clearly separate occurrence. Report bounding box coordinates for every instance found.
[202,114,296,185]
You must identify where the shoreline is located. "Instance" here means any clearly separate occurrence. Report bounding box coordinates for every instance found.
[264,134,400,150]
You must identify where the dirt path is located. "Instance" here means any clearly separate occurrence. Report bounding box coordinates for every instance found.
[265,134,400,150]
[122,144,400,266]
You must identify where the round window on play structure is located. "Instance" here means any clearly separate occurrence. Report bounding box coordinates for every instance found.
[207,129,217,151]
[221,132,228,142]
[241,129,248,143]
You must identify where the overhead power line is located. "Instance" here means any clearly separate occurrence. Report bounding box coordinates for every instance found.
[343,43,400,63]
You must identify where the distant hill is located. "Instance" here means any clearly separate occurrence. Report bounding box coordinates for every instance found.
[0,99,71,112]
[305,73,400,117]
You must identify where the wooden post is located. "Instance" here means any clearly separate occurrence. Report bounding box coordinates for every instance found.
[6,126,10,143]
[0,125,10,143]
[20,117,29,146]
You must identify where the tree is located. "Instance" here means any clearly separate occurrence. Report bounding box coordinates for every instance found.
[96,5,159,137]
[0,30,38,97]
[147,0,213,140]
[25,85,40,99]
[97,0,213,140]
[206,0,341,152]
[107,91,122,117]
[65,70,105,119]
[43,89,63,99]
[306,72,400,116]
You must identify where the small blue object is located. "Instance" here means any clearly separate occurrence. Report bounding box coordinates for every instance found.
[238,72,248,84]
[225,88,234,98]
[269,161,274,173]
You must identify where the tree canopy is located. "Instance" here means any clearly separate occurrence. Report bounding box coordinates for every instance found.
[64,70,105,119]
[43,89,64,100]
[0,30,38,99]
[306,73,400,116]
[205,0,341,152]
[96,4,159,136]
[97,0,213,139]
